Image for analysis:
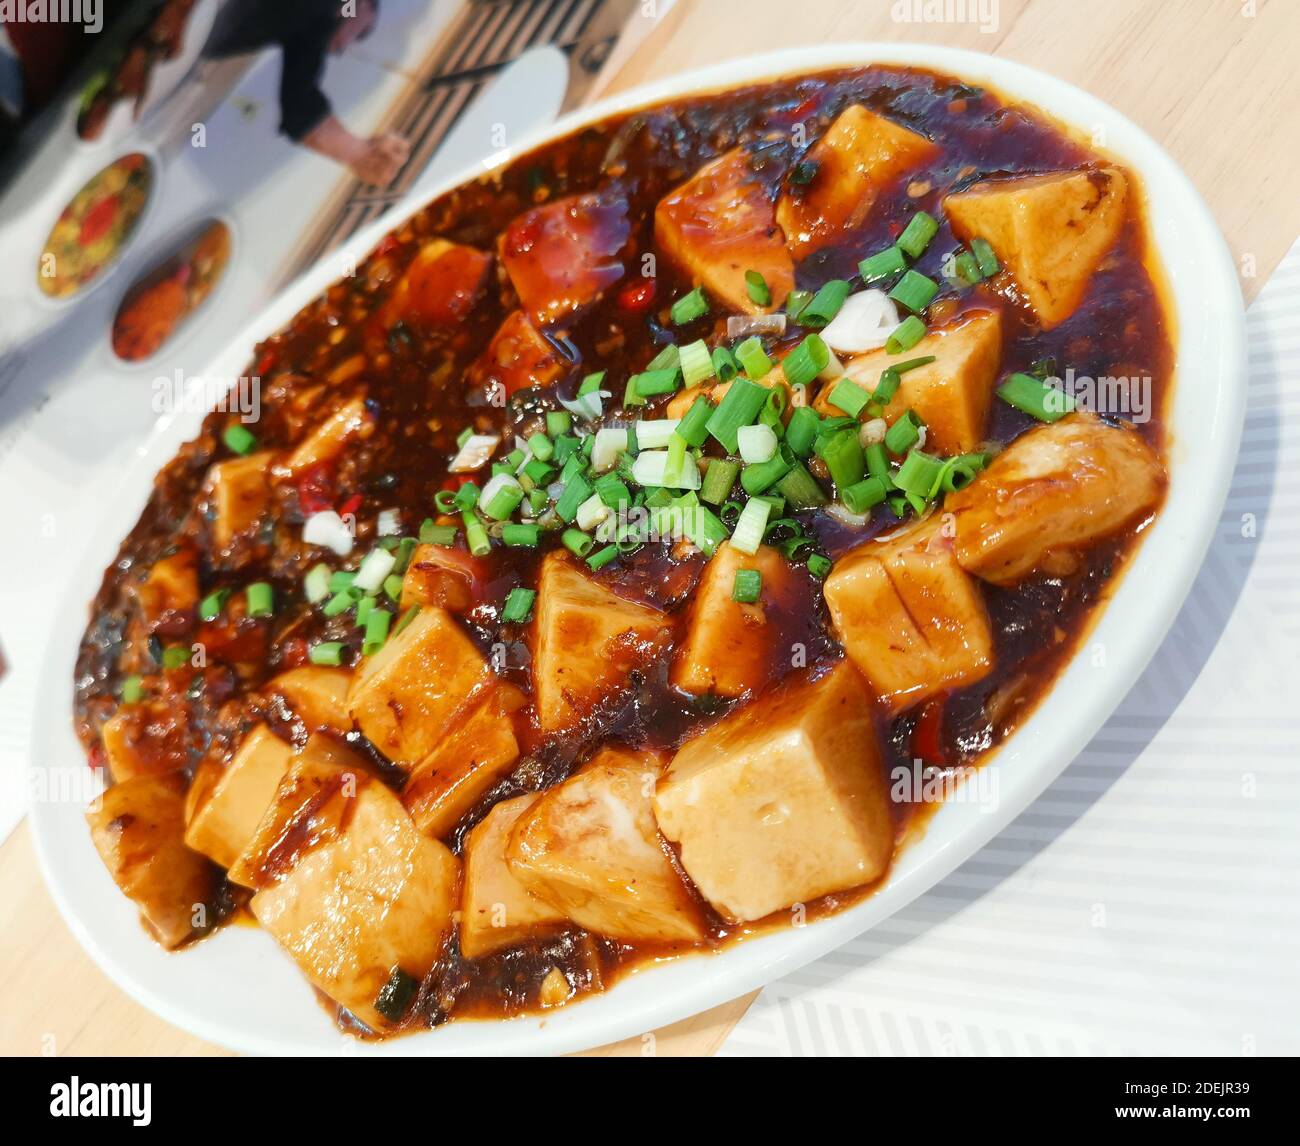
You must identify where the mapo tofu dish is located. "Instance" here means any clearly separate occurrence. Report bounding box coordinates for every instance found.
[75,65,1171,1036]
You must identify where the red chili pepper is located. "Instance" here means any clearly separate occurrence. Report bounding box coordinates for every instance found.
[373,234,401,258]
[296,464,335,514]
[88,743,106,771]
[911,697,949,767]
[337,493,363,519]
[439,473,475,491]
[278,637,310,670]
[254,348,278,376]
[618,278,656,314]
[79,195,118,244]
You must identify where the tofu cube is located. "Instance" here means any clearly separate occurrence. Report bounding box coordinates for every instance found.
[347,605,495,767]
[531,551,670,732]
[246,740,460,1030]
[823,520,995,712]
[379,239,491,329]
[87,773,218,949]
[460,794,568,959]
[132,546,200,624]
[402,684,526,838]
[947,412,1165,585]
[671,542,791,698]
[205,451,272,548]
[500,190,631,327]
[183,724,295,869]
[777,104,938,257]
[266,666,354,732]
[508,746,706,944]
[654,662,895,923]
[400,542,485,613]
[285,397,375,477]
[819,308,1003,455]
[944,167,1129,329]
[100,701,189,782]
[469,310,569,400]
[655,147,795,314]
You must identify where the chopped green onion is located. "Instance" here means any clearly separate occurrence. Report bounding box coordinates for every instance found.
[798,280,851,328]
[897,211,939,259]
[562,528,595,557]
[161,645,191,671]
[865,441,891,483]
[246,581,273,618]
[501,587,536,623]
[670,287,709,325]
[774,461,827,508]
[997,372,1076,422]
[731,568,763,604]
[711,346,738,383]
[363,608,392,656]
[309,642,345,666]
[481,474,525,520]
[706,377,768,453]
[502,523,541,547]
[734,337,773,380]
[628,367,680,397]
[456,426,474,449]
[355,594,375,628]
[971,237,1000,277]
[200,587,232,620]
[586,544,620,571]
[730,497,772,555]
[954,250,983,284]
[827,379,872,418]
[547,412,572,438]
[858,245,908,283]
[120,675,144,704]
[419,521,458,546]
[393,605,420,637]
[894,450,946,498]
[807,553,833,580]
[782,334,830,388]
[737,423,779,464]
[462,511,491,557]
[594,473,632,509]
[526,432,554,462]
[785,288,814,322]
[741,452,792,495]
[383,573,404,602]
[889,269,940,314]
[886,315,927,354]
[816,428,866,490]
[322,588,360,617]
[433,489,458,514]
[676,395,714,449]
[784,406,821,457]
[678,340,715,387]
[452,482,479,512]
[745,270,772,307]
[555,473,593,523]
[884,410,924,454]
[842,476,889,515]
[222,423,257,455]
[700,458,740,505]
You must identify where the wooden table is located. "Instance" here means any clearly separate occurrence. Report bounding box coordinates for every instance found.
[4,0,1299,1057]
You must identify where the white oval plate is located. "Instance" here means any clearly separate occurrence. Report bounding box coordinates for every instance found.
[29,44,1246,1056]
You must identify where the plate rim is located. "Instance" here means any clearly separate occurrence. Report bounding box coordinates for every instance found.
[28,41,1247,1057]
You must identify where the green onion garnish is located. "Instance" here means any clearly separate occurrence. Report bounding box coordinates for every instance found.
[997,372,1076,422]
[886,315,927,354]
[678,340,715,388]
[419,521,458,546]
[816,428,865,490]
[120,675,144,704]
[807,553,833,580]
[309,642,345,666]
[452,482,479,512]
[740,452,792,495]
[355,594,375,628]
[670,287,709,325]
[562,528,595,558]
[383,574,404,602]
[322,588,360,617]
[894,450,946,498]
[526,432,554,462]
[246,582,273,618]
[954,250,983,284]
[784,406,822,457]
[730,497,771,555]
[884,410,924,454]
[897,211,939,259]
[700,458,740,505]
[629,367,680,397]
[858,245,908,283]
[502,523,541,547]
[774,461,827,508]
[222,423,257,456]
[706,377,768,453]
[734,337,773,380]
[199,587,232,620]
[745,270,771,307]
[676,395,714,449]
[161,645,190,671]
[586,544,620,571]
[785,289,814,323]
[798,280,851,329]
[501,587,536,623]
[462,511,491,557]
[731,568,763,604]
[888,269,940,314]
[842,475,889,514]
[971,237,1000,278]
[827,379,872,418]
[363,608,392,656]
[555,473,593,523]
[546,410,572,437]
[782,334,830,388]
[712,345,738,382]
[393,605,420,637]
